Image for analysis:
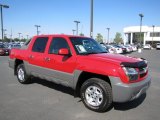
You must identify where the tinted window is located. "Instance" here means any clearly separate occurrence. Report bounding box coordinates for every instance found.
[49,37,69,54]
[32,37,48,53]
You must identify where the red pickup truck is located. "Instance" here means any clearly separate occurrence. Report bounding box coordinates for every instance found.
[9,35,151,112]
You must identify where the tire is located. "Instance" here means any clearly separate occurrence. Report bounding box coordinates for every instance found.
[80,78,113,112]
[16,63,31,84]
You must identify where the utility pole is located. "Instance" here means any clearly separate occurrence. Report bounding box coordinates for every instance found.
[3,29,7,38]
[106,28,110,44]
[10,29,12,42]
[152,25,155,47]
[26,35,29,40]
[72,29,76,35]
[0,4,9,41]
[35,25,41,35]
[74,21,80,35]
[139,13,144,46]
[18,33,21,40]
[90,0,93,38]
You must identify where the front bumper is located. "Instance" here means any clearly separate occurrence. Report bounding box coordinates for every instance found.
[110,75,151,102]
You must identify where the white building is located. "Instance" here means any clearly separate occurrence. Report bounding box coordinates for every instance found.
[123,26,160,45]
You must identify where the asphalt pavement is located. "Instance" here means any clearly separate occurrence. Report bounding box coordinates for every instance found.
[0,49,160,120]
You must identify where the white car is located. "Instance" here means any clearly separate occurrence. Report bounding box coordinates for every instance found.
[131,45,137,51]
[112,45,123,54]
[156,43,160,50]
[143,44,151,50]
[124,45,133,52]
[106,45,116,53]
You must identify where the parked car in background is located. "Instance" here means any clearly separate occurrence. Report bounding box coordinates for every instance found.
[100,43,107,49]
[0,44,5,55]
[105,45,116,53]
[143,44,151,50]
[8,44,21,49]
[124,45,133,53]
[156,43,160,50]
[116,45,127,54]
[112,45,123,54]
[20,42,25,46]
[131,45,137,51]
[99,43,115,53]
[0,44,10,56]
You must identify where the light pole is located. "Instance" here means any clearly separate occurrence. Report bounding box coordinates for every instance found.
[4,34,7,37]
[139,13,144,46]
[10,29,12,42]
[106,28,110,44]
[18,33,21,40]
[0,4,9,41]
[74,21,80,35]
[152,25,155,47]
[3,29,7,37]
[26,35,29,40]
[72,29,76,35]
[35,25,41,35]
[90,0,93,38]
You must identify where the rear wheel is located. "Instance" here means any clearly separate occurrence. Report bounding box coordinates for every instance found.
[80,78,112,112]
[16,63,31,84]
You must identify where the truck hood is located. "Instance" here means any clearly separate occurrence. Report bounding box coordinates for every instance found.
[86,53,142,65]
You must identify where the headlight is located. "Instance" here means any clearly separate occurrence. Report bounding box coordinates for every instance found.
[122,67,138,81]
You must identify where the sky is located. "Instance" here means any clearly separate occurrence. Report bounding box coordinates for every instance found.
[0,0,160,41]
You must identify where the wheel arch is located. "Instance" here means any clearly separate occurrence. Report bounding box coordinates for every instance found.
[74,71,111,97]
[14,59,24,75]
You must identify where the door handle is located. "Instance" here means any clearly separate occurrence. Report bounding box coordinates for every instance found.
[29,55,34,59]
[44,57,50,61]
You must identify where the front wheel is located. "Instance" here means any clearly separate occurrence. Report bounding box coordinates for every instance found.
[80,78,113,112]
[16,63,31,84]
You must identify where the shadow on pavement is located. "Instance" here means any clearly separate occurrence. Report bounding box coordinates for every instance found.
[31,77,146,112]
[31,77,74,96]
[113,93,146,111]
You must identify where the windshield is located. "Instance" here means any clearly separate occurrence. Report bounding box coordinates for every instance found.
[70,37,107,55]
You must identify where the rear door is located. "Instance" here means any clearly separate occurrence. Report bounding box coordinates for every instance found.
[28,37,49,76]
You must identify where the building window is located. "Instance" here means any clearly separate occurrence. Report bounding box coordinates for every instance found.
[150,32,160,37]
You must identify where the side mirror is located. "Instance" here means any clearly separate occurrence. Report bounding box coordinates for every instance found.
[58,48,69,55]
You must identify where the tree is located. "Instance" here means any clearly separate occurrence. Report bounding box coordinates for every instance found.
[4,36,10,42]
[79,33,84,36]
[21,38,27,42]
[114,32,123,44]
[96,33,103,43]
[14,38,20,42]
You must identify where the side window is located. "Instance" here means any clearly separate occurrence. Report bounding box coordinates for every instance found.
[32,37,48,53]
[49,37,69,54]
